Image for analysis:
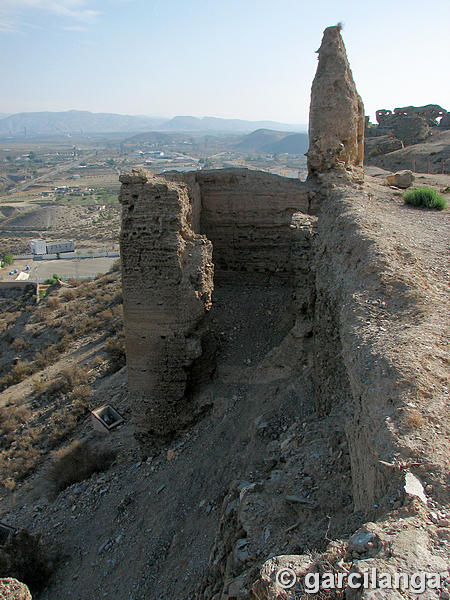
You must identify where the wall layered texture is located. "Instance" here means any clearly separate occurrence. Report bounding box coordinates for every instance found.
[119,172,213,447]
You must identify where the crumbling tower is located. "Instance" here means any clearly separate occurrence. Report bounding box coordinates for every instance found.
[119,172,213,449]
[307,24,365,175]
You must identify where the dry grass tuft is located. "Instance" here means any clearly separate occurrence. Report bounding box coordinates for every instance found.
[105,335,126,372]
[46,296,60,309]
[47,440,115,495]
[0,366,93,488]
[405,409,426,428]
[0,361,33,391]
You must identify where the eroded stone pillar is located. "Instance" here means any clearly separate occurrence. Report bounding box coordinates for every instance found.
[119,171,213,450]
[307,24,365,175]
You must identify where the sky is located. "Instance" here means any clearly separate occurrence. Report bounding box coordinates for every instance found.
[0,0,449,124]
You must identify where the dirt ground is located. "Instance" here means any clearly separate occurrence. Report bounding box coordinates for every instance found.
[0,257,118,283]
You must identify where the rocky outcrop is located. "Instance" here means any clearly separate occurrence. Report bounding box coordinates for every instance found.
[119,171,213,448]
[0,579,31,600]
[392,116,430,146]
[307,25,364,175]
[365,134,403,158]
[365,102,450,173]
[364,128,450,174]
[250,510,449,600]
[386,169,414,188]
[439,112,450,129]
[366,104,448,150]
[376,105,447,128]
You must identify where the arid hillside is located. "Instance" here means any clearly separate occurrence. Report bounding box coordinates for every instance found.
[365,129,450,174]
[0,165,448,600]
[0,203,120,255]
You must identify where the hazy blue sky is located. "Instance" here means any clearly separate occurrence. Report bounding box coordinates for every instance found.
[1,0,449,123]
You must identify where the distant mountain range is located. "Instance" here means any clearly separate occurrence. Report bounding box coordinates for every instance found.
[0,110,306,137]
[0,111,163,136]
[125,128,309,156]
[235,129,309,154]
[159,116,306,133]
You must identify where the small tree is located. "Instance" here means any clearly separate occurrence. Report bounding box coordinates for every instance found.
[3,253,13,265]
[45,274,60,285]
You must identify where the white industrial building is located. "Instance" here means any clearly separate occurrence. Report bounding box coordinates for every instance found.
[30,238,75,255]
[15,272,30,281]
[46,241,75,254]
[30,239,47,255]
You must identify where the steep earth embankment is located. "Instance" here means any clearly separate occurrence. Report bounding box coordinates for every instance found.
[313,174,449,507]
[365,129,450,174]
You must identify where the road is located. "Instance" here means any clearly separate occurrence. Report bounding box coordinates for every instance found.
[0,256,117,283]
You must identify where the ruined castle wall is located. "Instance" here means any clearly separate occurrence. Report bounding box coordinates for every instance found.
[307,25,364,175]
[119,167,310,449]
[312,185,408,510]
[163,170,202,233]
[119,172,213,447]
[195,168,309,278]
[306,26,403,510]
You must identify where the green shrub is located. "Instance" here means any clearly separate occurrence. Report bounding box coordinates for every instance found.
[2,253,13,265]
[47,440,115,494]
[403,187,446,210]
[44,274,60,285]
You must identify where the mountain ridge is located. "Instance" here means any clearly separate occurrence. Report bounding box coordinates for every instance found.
[235,128,309,153]
[0,110,307,137]
[160,115,306,133]
[0,110,164,136]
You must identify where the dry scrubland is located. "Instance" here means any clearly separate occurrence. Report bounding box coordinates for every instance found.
[0,263,124,492]
[0,202,120,256]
